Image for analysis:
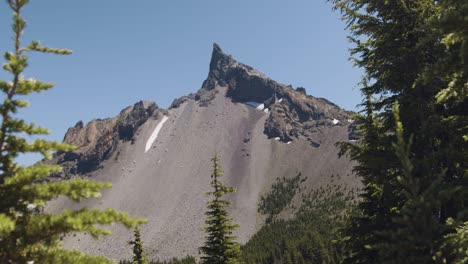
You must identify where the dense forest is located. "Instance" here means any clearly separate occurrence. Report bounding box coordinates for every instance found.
[0,0,466,263]
[242,176,357,264]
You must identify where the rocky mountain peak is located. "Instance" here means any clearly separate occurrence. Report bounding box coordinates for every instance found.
[208,43,234,74]
[196,44,354,144]
[47,44,359,261]
[202,43,235,90]
[52,44,356,179]
[202,43,265,91]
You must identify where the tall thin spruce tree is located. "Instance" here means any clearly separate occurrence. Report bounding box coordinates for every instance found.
[200,153,241,264]
[330,0,467,263]
[129,226,147,264]
[0,1,145,263]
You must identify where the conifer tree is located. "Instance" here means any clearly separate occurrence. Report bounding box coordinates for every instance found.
[0,1,145,263]
[330,0,467,263]
[129,226,147,264]
[200,153,241,264]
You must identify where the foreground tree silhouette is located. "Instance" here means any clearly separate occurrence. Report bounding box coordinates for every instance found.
[330,0,467,263]
[200,153,241,264]
[0,1,145,263]
[128,226,148,264]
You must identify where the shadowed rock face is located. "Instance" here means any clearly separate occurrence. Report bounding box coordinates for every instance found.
[50,101,159,177]
[197,43,355,144]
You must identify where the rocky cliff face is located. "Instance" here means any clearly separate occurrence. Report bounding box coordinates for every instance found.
[49,101,159,178]
[196,43,354,146]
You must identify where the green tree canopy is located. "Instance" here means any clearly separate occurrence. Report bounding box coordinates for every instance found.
[0,1,146,263]
[200,153,241,264]
[330,0,467,263]
[129,226,148,264]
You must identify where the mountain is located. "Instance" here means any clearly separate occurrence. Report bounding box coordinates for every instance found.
[47,44,359,261]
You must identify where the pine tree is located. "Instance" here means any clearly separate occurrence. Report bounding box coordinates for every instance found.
[129,226,147,264]
[330,0,467,263]
[200,153,241,264]
[0,1,146,263]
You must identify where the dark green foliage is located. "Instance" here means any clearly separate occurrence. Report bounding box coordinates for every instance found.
[243,183,357,264]
[128,226,147,264]
[258,173,306,222]
[200,153,241,264]
[330,0,467,263]
[160,256,196,264]
[119,256,196,264]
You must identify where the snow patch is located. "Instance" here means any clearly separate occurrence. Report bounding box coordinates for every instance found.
[245,102,265,111]
[332,119,339,125]
[347,119,354,123]
[245,101,261,108]
[263,108,269,113]
[145,115,169,153]
[274,137,281,141]
[286,141,292,145]
[278,98,283,103]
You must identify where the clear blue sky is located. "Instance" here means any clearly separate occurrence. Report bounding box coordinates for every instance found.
[0,1,363,164]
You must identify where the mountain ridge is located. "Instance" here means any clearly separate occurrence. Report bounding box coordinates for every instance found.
[197,44,353,143]
[47,43,358,261]
[51,44,355,179]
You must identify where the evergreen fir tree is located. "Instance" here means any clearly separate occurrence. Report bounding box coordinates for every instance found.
[200,153,241,264]
[0,1,146,263]
[129,226,147,264]
[330,0,467,263]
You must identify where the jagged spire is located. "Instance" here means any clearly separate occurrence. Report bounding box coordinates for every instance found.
[212,43,223,54]
[208,43,236,76]
[203,43,238,89]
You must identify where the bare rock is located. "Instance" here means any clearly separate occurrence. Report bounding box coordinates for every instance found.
[169,94,195,109]
[197,43,354,143]
[50,101,159,178]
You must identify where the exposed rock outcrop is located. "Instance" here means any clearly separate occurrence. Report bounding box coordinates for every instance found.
[169,94,195,109]
[197,43,355,145]
[50,101,159,178]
